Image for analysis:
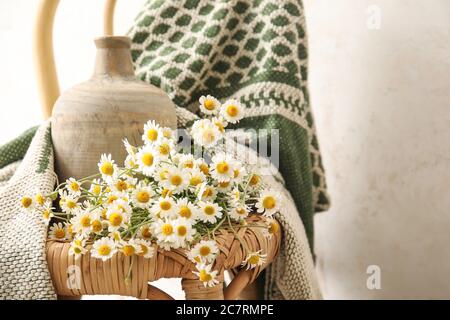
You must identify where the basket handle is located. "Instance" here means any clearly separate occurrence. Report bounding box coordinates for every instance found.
[33,0,117,119]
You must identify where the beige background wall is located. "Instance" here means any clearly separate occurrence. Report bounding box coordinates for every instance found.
[307,0,450,299]
[0,0,449,299]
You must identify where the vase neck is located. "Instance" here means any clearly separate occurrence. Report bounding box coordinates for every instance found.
[93,36,134,78]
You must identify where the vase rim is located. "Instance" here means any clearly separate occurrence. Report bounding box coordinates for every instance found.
[94,36,131,49]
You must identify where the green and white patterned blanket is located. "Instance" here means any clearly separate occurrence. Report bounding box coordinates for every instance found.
[0,0,329,300]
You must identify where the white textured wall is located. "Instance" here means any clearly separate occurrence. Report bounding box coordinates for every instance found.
[307,0,450,299]
[1,0,450,299]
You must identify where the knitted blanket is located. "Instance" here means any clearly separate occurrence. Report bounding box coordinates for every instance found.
[128,0,330,250]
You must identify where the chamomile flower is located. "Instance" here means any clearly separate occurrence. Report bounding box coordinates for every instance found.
[124,154,138,169]
[48,222,68,240]
[89,179,103,197]
[59,191,79,214]
[90,211,105,235]
[199,95,220,115]
[197,183,217,201]
[242,250,267,270]
[229,204,250,221]
[210,153,235,182]
[262,218,280,239]
[193,263,219,288]
[19,195,34,211]
[123,138,137,156]
[195,158,210,176]
[41,202,54,224]
[212,116,227,133]
[150,197,177,219]
[198,201,223,224]
[247,173,262,189]
[91,237,117,261]
[191,119,222,148]
[188,240,219,264]
[178,154,196,170]
[68,235,87,259]
[155,138,175,159]
[98,154,118,182]
[142,120,162,144]
[161,166,189,194]
[188,167,206,188]
[175,198,198,221]
[34,192,47,207]
[118,239,141,257]
[136,145,160,176]
[220,99,244,123]
[256,190,282,217]
[171,217,196,248]
[231,160,246,183]
[131,184,154,209]
[134,239,155,258]
[65,178,81,196]
[154,163,170,183]
[110,178,129,193]
[106,205,129,231]
[162,127,175,140]
[216,180,233,192]
[137,224,153,240]
[71,210,93,234]
[152,218,177,249]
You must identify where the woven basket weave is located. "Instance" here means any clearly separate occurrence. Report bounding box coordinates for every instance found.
[46,215,280,300]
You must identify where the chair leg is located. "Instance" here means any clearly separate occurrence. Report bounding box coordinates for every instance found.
[182,277,224,300]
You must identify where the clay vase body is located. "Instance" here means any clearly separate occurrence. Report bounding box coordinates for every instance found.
[51,36,177,182]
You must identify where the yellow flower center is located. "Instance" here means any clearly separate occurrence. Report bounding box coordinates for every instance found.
[122,245,135,257]
[248,255,260,265]
[147,129,159,141]
[160,200,172,211]
[159,143,170,155]
[115,180,128,192]
[101,162,114,176]
[161,224,173,236]
[161,188,172,198]
[199,246,211,256]
[177,226,187,236]
[236,207,246,215]
[249,174,260,186]
[141,226,152,239]
[216,162,229,174]
[43,210,51,220]
[215,121,225,133]
[268,221,279,234]
[141,153,154,167]
[21,197,32,208]
[199,270,212,282]
[199,163,209,175]
[170,175,183,186]
[204,206,215,216]
[70,182,80,192]
[233,170,240,178]
[203,99,216,111]
[219,181,230,188]
[139,244,148,256]
[163,130,172,139]
[109,213,123,226]
[107,195,118,204]
[202,187,213,198]
[92,184,101,195]
[190,176,203,186]
[35,193,45,206]
[159,170,168,180]
[73,247,82,254]
[262,196,276,210]
[136,191,150,203]
[66,200,77,209]
[179,206,192,218]
[98,245,111,256]
[80,216,91,228]
[91,220,103,233]
[226,105,239,117]
[54,229,65,239]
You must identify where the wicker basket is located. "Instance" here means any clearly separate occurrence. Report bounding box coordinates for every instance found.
[46,215,280,300]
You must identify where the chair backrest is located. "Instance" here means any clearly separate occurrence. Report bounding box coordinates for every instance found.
[33,0,117,119]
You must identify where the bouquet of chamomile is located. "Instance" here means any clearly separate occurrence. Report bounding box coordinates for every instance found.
[20,95,282,287]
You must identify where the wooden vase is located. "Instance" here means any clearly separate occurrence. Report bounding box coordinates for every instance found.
[51,36,177,181]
